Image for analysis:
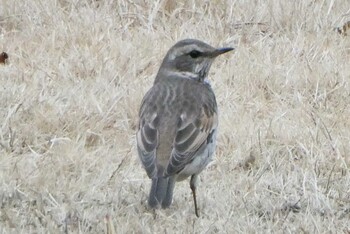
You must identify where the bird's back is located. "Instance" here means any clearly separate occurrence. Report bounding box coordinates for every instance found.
[139,76,217,176]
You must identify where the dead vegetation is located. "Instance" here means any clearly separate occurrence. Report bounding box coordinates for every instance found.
[0,0,349,233]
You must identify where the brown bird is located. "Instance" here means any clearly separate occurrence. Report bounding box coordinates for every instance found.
[336,21,350,36]
[0,52,8,64]
[136,39,233,217]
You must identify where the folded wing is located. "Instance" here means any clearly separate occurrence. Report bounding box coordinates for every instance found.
[165,104,218,176]
[136,93,159,179]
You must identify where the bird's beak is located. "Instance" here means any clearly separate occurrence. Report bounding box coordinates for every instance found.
[210,47,234,57]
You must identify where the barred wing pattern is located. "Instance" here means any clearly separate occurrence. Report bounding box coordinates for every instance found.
[137,82,217,179]
[165,106,217,176]
[136,90,159,179]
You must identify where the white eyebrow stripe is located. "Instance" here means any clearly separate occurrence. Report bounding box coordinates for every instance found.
[168,45,202,60]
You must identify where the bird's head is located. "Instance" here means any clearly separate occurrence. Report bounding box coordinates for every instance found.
[156,39,234,82]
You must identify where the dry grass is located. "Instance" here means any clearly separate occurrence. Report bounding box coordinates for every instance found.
[1,0,350,233]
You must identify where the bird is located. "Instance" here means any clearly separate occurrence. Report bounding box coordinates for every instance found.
[335,21,350,36]
[136,39,233,217]
[0,52,8,64]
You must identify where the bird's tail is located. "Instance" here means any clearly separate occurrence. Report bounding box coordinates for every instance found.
[148,176,175,209]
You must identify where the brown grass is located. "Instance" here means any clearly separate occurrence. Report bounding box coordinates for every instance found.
[1,0,350,233]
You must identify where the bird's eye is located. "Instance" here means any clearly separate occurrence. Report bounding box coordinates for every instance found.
[189,50,201,58]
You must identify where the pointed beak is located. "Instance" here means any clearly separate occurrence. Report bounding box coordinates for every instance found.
[210,47,234,57]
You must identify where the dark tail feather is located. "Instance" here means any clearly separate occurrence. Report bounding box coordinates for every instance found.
[161,176,175,208]
[148,176,176,209]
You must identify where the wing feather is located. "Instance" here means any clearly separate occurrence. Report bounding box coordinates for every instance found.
[137,90,159,178]
[165,104,218,176]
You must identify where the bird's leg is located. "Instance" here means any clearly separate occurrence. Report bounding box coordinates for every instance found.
[190,175,199,217]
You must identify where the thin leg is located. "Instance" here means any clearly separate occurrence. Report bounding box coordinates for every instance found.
[190,175,199,217]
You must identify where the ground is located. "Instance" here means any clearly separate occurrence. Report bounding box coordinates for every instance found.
[0,0,349,233]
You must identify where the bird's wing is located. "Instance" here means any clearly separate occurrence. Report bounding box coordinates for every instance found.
[136,90,159,179]
[165,103,218,176]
